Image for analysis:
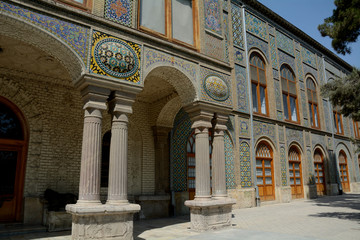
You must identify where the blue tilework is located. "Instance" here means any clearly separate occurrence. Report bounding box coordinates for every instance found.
[240,140,252,188]
[279,126,284,142]
[204,33,224,61]
[307,148,314,180]
[295,50,304,81]
[280,144,287,186]
[276,31,294,56]
[311,133,326,151]
[223,11,229,62]
[301,91,309,127]
[323,99,332,132]
[274,80,282,112]
[225,133,236,189]
[254,120,276,144]
[227,115,236,142]
[317,55,325,84]
[278,50,296,72]
[104,0,132,26]
[234,47,246,66]
[222,0,228,11]
[0,1,90,64]
[269,25,275,36]
[245,11,268,41]
[204,0,222,35]
[273,69,279,79]
[235,65,249,113]
[231,3,244,48]
[303,64,318,82]
[302,46,317,68]
[286,127,304,149]
[239,117,250,137]
[247,33,269,60]
[171,109,192,192]
[270,35,278,69]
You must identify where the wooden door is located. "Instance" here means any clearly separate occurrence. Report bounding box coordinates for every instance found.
[314,150,326,196]
[289,147,303,199]
[338,151,350,192]
[0,98,27,222]
[256,143,274,201]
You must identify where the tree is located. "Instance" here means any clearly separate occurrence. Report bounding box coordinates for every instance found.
[321,68,360,121]
[318,0,360,55]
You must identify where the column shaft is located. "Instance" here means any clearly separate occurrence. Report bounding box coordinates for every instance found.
[212,129,227,198]
[107,113,129,203]
[78,108,103,204]
[195,127,211,200]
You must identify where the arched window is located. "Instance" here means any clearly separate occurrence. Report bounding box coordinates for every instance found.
[353,120,359,139]
[314,149,326,196]
[255,142,274,201]
[306,78,320,128]
[338,150,350,192]
[288,146,303,199]
[281,66,298,122]
[250,53,268,115]
[333,106,343,134]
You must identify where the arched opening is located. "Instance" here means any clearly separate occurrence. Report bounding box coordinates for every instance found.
[338,150,350,192]
[314,149,326,196]
[255,142,275,201]
[289,146,303,199]
[0,97,28,222]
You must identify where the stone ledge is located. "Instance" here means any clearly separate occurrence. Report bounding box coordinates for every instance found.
[66,203,140,215]
[185,198,236,208]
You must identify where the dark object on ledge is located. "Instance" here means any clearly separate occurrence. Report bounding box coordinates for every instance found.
[44,189,77,211]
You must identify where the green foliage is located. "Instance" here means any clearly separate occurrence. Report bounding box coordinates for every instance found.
[321,68,360,121]
[318,0,360,55]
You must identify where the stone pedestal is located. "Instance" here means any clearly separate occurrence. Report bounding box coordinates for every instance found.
[66,204,140,240]
[185,198,235,231]
[306,184,318,199]
[135,195,170,219]
[278,186,291,203]
[328,183,340,195]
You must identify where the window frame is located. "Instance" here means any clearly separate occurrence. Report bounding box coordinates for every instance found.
[353,120,360,139]
[306,77,320,129]
[333,109,344,135]
[281,65,299,124]
[56,0,92,12]
[137,0,199,50]
[250,53,269,117]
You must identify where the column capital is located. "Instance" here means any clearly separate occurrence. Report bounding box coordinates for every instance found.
[108,90,138,115]
[80,85,110,111]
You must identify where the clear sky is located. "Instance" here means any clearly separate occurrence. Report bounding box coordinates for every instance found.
[257,0,360,68]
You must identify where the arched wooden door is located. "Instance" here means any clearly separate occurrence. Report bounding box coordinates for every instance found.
[289,147,303,199]
[338,151,350,192]
[314,149,326,196]
[256,142,274,201]
[0,97,28,222]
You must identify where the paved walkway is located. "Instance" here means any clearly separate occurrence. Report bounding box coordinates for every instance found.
[1,193,360,240]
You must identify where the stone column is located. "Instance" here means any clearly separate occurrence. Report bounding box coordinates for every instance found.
[212,120,228,199]
[77,87,109,204]
[107,91,136,204]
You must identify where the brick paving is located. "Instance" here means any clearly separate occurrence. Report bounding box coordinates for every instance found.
[2,193,360,240]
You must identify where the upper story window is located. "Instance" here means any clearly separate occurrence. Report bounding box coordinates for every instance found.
[281,66,299,123]
[353,120,360,139]
[56,0,92,11]
[306,77,320,129]
[250,53,268,116]
[139,0,197,48]
[333,107,343,135]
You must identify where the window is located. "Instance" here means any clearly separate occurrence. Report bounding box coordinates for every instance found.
[353,120,360,139]
[56,0,92,11]
[281,66,299,123]
[250,53,268,115]
[255,142,274,201]
[314,149,326,196]
[139,0,198,48]
[306,78,320,128]
[333,107,343,135]
[288,146,303,199]
[338,151,350,192]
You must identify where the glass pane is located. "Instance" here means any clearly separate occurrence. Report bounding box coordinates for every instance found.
[256,159,262,167]
[312,92,318,103]
[290,97,297,121]
[319,171,323,177]
[265,168,272,176]
[257,177,264,185]
[187,142,191,152]
[344,177,348,181]
[294,163,300,169]
[264,160,271,168]
[250,66,258,82]
[252,83,258,112]
[289,163,293,170]
[260,86,266,114]
[307,89,312,101]
[188,168,195,177]
[295,170,300,177]
[296,178,301,184]
[283,94,289,120]
[315,178,319,183]
[343,171,347,176]
[0,102,23,140]
[140,0,165,34]
[172,0,194,45]
[289,81,296,95]
[319,177,324,183]
[281,78,288,92]
[188,156,195,166]
[309,103,314,126]
[265,177,272,184]
[337,114,342,133]
[259,69,266,84]
[188,179,195,188]
[0,151,18,196]
[290,178,294,185]
[289,171,294,177]
[256,168,263,176]
[314,105,319,127]
[318,164,322,170]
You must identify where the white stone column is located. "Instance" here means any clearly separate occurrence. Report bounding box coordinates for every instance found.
[212,123,228,199]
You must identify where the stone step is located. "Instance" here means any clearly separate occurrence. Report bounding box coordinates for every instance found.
[0,224,46,237]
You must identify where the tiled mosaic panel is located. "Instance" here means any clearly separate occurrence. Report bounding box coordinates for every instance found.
[240,140,252,187]
[227,115,236,142]
[269,35,278,69]
[328,151,336,183]
[245,11,268,41]
[274,80,282,111]
[234,47,246,66]
[280,145,287,186]
[171,109,192,192]
[204,0,222,35]
[327,136,333,150]
[277,110,284,121]
[311,133,326,150]
[204,33,224,61]
[286,127,304,149]
[223,11,229,62]
[231,3,244,48]
[295,50,304,81]
[144,47,197,80]
[235,65,249,113]
[200,67,232,106]
[279,126,285,142]
[301,91,309,126]
[225,133,236,189]
[269,24,275,35]
[323,99,332,132]
[273,69,279,79]
[239,117,250,137]
[104,0,132,27]
[343,117,350,136]
[302,46,317,68]
[0,1,90,64]
[276,31,294,56]
[303,64,318,82]
[278,50,295,71]
[222,0,228,11]
[305,131,310,146]
[254,120,276,144]
[317,55,325,84]
[307,148,314,181]
[90,31,141,83]
[246,33,269,60]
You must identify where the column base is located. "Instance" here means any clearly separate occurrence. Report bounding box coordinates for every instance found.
[66,203,140,240]
[185,198,236,232]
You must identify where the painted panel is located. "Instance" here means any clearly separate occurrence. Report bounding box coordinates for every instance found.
[276,31,294,56]
[254,120,276,144]
[104,0,132,26]
[204,0,222,35]
[231,3,244,48]
[245,11,268,41]
[239,117,250,137]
